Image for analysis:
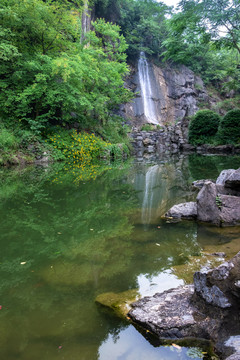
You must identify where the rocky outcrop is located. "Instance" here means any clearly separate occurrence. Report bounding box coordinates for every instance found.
[164,168,240,227]
[194,252,240,308]
[128,252,240,359]
[124,61,208,127]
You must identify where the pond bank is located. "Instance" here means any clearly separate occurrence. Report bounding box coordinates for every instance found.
[128,251,240,360]
[130,127,240,158]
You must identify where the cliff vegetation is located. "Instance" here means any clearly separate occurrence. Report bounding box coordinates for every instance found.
[0,0,239,164]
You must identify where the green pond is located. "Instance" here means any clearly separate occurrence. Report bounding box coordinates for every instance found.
[0,154,240,360]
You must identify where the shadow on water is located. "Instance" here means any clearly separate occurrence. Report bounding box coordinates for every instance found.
[0,154,239,359]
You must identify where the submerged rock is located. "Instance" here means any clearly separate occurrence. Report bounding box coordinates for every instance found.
[95,289,139,319]
[172,253,226,284]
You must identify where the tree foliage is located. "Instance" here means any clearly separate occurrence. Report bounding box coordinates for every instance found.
[161,0,240,86]
[0,0,132,138]
[178,0,240,54]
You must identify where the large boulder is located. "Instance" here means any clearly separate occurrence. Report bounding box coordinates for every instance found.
[164,202,197,219]
[225,168,240,190]
[216,168,240,190]
[164,168,240,226]
[196,181,220,225]
[196,180,240,226]
[216,169,236,186]
[219,195,240,225]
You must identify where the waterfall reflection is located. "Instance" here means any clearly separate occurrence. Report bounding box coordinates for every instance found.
[141,165,160,225]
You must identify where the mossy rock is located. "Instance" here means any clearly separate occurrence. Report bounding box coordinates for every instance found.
[95,289,140,319]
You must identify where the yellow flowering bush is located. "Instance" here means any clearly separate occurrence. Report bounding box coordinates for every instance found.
[47,129,112,164]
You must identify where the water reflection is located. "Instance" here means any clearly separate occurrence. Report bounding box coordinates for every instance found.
[0,155,239,359]
[141,165,159,224]
[99,326,205,360]
[137,271,184,297]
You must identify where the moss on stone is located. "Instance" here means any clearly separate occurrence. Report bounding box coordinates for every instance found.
[95,289,140,319]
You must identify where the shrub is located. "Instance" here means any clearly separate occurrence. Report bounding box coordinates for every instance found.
[0,126,19,151]
[47,128,116,163]
[217,109,240,144]
[141,124,156,131]
[188,110,221,145]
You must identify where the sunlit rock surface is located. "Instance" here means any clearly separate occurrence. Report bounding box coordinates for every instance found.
[128,252,240,359]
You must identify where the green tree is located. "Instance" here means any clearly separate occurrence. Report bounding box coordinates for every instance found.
[0,0,132,137]
[178,0,240,54]
[162,0,240,88]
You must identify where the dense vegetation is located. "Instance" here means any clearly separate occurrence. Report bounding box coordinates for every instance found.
[188,110,221,145]
[0,0,132,164]
[189,109,240,146]
[95,0,240,90]
[0,0,239,164]
[218,109,240,144]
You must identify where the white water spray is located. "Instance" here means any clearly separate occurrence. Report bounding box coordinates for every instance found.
[138,51,158,125]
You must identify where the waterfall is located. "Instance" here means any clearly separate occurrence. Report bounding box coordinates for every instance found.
[81,0,91,43]
[138,52,158,125]
[141,165,159,224]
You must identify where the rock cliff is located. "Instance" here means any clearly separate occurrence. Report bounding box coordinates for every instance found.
[124,60,208,127]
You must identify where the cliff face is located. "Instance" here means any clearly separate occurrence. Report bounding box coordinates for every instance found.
[124,60,208,127]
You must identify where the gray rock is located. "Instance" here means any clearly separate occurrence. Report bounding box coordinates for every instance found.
[128,285,216,339]
[211,252,226,258]
[146,145,155,153]
[225,353,240,360]
[216,169,236,186]
[165,202,197,219]
[219,195,240,226]
[194,252,240,307]
[181,144,196,151]
[194,269,232,308]
[197,181,220,225]
[192,179,212,190]
[225,336,240,360]
[225,168,240,190]
[128,252,240,359]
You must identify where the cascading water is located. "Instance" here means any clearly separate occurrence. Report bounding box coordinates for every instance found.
[81,0,91,42]
[141,165,159,225]
[138,51,159,125]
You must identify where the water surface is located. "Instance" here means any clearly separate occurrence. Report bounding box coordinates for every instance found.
[0,154,240,360]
